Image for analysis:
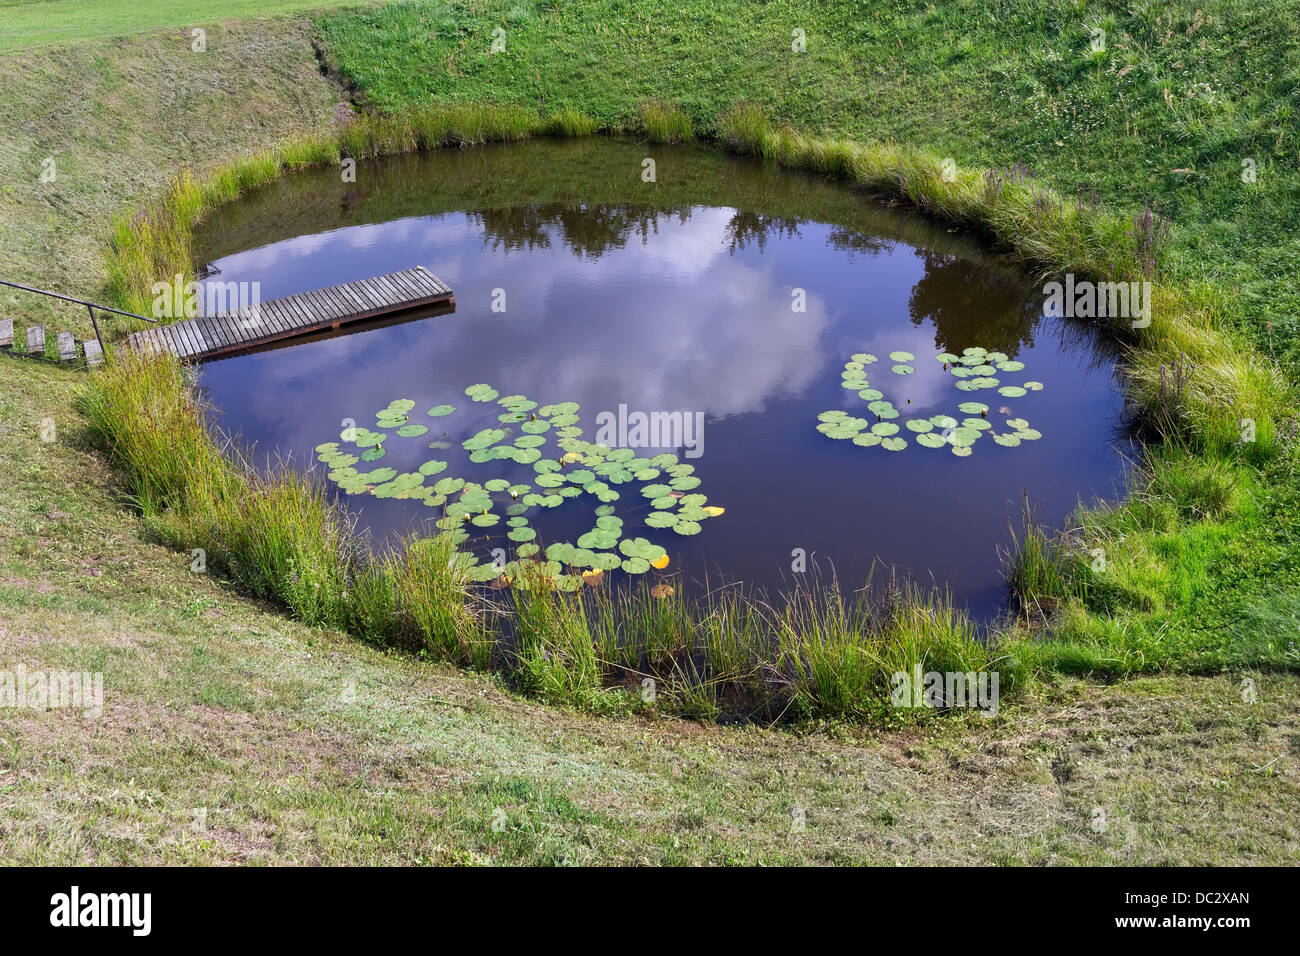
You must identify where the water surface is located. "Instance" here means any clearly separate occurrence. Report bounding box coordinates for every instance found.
[194,139,1130,619]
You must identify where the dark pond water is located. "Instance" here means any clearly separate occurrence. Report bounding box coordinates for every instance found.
[193,138,1131,620]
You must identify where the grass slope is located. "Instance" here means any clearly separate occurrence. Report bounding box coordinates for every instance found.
[0,0,370,53]
[0,3,1296,861]
[319,0,1300,365]
[3,360,1297,863]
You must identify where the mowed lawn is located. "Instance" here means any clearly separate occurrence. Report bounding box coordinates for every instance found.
[0,0,371,53]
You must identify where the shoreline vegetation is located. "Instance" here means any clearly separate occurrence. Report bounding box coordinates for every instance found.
[85,97,1294,722]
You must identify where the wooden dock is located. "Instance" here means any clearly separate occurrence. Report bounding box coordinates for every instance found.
[124,267,454,361]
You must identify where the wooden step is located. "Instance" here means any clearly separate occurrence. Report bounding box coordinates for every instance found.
[0,319,12,349]
[57,330,77,362]
[26,326,44,356]
[83,338,104,368]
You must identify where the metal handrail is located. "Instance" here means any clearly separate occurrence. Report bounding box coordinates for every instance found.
[0,277,157,359]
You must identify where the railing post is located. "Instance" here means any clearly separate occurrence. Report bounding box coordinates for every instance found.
[86,303,105,361]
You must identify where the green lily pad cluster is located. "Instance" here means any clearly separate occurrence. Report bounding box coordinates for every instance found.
[934,345,1045,398]
[315,384,724,589]
[817,346,1046,457]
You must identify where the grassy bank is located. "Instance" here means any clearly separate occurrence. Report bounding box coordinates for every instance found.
[7,360,1296,863]
[318,0,1300,367]
[1,2,1298,864]
[311,0,1300,676]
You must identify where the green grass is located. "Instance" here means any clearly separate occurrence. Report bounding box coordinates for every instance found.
[1,2,1298,864]
[0,0,369,52]
[318,0,1300,366]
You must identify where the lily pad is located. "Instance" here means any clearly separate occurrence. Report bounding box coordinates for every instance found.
[463,428,506,450]
[889,350,915,362]
[427,404,456,417]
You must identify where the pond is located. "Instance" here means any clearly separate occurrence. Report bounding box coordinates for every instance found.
[193,138,1131,621]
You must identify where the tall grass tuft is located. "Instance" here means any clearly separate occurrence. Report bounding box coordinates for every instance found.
[543,107,598,137]
[79,350,231,513]
[639,101,693,143]
[777,583,1002,721]
[387,535,490,665]
[510,571,607,708]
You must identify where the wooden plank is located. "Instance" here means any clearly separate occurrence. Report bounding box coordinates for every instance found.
[257,300,290,335]
[311,287,351,318]
[370,274,403,302]
[372,275,408,305]
[338,285,376,317]
[384,271,425,301]
[0,318,12,348]
[407,268,447,295]
[158,326,182,356]
[167,322,194,357]
[335,280,378,314]
[235,305,268,338]
[407,269,443,297]
[209,315,239,349]
[307,288,349,320]
[412,266,449,295]
[82,339,104,367]
[182,321,206,356]
[181,320,205,356]
[270,297,305,331]
[133,328,161,356]
[295,289,330,320]
[57,331,77,361]
[186,321,210,355]
[287,290,323,323]
[222,312,252,345]
[355,278,393,310]
[278,294,312,328]
[194,317,226,352]
[26,326,44,355]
